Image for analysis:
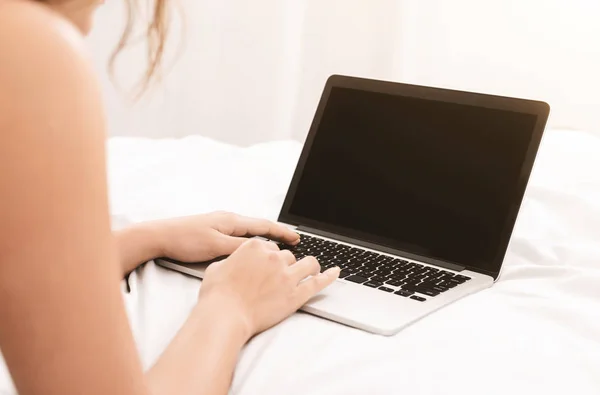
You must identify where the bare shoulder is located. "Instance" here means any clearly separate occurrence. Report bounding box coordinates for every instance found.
[0,0,102,128]
[0,0,85,54]
[0,0,107,219]
[0,0,91,67]
[0,0,105,161]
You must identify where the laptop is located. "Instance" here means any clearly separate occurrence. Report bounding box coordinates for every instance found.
[157,75,550,335]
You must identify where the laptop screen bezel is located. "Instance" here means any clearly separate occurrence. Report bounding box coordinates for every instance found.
[278,75,550,280]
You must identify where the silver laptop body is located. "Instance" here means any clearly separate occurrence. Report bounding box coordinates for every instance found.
[157,75,549,335]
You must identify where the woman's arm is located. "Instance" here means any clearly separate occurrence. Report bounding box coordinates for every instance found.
[0,5,338,395]
[146,299,249,394]
[115,222,165,276]
[115,213,301,276]
[0,5,148,394]
[146,239,340,395]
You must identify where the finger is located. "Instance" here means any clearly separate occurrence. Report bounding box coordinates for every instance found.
[289,256,321,283]
[261,239,280,251]
[216,235,248,255]
[294,267,340,308]
[222,216,300,245]
[245,218,300,244]
[278,250,297,266]
[218,235,279,255]
[246,237,279,251]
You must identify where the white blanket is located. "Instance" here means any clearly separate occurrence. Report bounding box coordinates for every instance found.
[2,129,600,394]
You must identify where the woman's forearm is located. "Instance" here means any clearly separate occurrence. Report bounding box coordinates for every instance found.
[146,296,249,395]
[114,222,165,276]
[115,223,251,394]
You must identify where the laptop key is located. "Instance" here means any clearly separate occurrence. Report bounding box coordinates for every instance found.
[379,286,394,293]
[386,279,403,287]
[400,285,421,293]
[438,274,455,281]
[364,281,383,288]
[442,281,459,288]
[420,289,440,297]
[410,296,426,302]
[403,285,437,295]
[395,289,413,297]
[345,275,369,284]
[449,277,468,284]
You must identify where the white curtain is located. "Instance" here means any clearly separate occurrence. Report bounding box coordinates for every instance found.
[87,0,600,145]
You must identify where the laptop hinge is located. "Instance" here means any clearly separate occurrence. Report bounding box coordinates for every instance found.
[297,225,466,272]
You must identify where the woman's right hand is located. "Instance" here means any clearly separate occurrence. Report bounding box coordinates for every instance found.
[197,238,340,340]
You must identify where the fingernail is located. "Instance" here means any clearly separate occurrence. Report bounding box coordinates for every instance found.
[325,267,341,276]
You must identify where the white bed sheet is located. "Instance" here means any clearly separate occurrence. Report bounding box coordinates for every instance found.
[2,129,600,394]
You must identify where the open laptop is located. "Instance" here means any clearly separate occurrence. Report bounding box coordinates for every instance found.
[157,75,550,335]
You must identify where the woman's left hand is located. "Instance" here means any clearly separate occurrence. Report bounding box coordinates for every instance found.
[116,212,301,275]
[152,211,300,263]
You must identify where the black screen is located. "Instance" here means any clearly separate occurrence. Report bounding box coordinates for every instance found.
[288,87,537,272]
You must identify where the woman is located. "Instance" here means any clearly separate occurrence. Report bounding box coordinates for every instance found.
[0,0,340,394]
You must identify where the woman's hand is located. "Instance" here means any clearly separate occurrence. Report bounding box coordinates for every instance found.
[115,211,301,276]
[198,238,341,340]
[156,211,300,262]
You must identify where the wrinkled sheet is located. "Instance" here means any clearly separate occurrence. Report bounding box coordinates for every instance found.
[2,129,599,394]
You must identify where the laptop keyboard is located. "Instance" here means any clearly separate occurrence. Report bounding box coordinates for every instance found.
[278,234,471,301]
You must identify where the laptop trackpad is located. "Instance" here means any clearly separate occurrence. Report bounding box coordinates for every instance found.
[310,280,348,301]
[301,279,421,332]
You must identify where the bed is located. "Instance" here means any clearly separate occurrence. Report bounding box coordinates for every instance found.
[1,128,600,394]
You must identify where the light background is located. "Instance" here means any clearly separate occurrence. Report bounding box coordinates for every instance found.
[87,0,600,145]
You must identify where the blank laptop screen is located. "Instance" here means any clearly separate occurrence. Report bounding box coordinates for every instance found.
[287,87,537,273]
